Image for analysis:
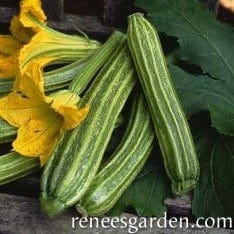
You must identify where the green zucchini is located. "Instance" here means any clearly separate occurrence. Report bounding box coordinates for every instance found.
[0,32,125,185]
[0,152,40,185]
[127,13,199,195]
[77,93,154,216]
[0,79,13,97]
[0,120,17,143]
[0,31,124,144]
[40,35,136,216]
[69,31,127,94]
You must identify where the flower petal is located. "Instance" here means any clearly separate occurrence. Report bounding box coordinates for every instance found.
[0,92,44,127]
[61,104,90,130]
[0,35,21,78]
[48,90,80,106]
[0,54,19,78]
[0,83,89,165]
[0,35,22,55]
[10,16,34,44]
[12,110,63,166]
[47,90,90,130]
[14,63,45,99]
[19,0,47,30]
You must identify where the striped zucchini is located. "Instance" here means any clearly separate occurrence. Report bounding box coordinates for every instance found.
[69,31,127,94]
[0,31,124,144]
[0,120,17,143]
[127,13,199,195]
[0,152,39,185]
[77,93,154,216]
[0,32,124,186]
[40,37,136,216]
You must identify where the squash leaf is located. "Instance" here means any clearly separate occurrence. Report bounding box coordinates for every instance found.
[191,118,234,218]
[170,65,234,136]
[108,154,171,217]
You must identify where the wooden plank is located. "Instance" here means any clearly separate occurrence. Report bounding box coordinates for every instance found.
[164,195,192,217]
[42,0,64,21]
[0,11,117,41]
[0,193,232,234]
[103,0,134,27]
[64,0,103,16]
[48,14,118,40]
[0,173,41,198]
[0,193,79,234]
[0,7,17,23]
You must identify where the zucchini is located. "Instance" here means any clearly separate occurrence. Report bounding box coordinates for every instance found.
[40,35,136,216]
[0,152,39,185]
[0,32,124,185]
[0,79,13,98]
[0,120,17,143]
[0,31,124,144]
[77,93,154,216]
[127,13,199,195]
[69,31,127,94]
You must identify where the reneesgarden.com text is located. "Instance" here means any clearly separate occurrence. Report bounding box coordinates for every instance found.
[71,212,232,233]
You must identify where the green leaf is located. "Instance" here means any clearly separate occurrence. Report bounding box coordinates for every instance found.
[209,105,234,137]
[191,121,234,218]
[135,0,234,81]
[170,65,234,136]
[108,155,171,217]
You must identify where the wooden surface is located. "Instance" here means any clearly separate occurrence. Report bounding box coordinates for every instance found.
[48,14,117,40]
[0,193,232,234]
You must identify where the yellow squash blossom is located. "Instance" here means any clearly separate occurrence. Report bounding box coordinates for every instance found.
[0,64,90,166]
[18,0,47,31]
[18,28,100,76]
[16,0,100,75]
[10,0,46,44]
[0,0,100,79]
[0,0,45,78]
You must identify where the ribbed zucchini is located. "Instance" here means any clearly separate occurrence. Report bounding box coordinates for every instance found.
[40,36,136,216]
[0,79,13,98]
[69,31,127,94]
[0,31,124,144]
[127,13,199,195]
[0,32,124,186]
[0,152,39,185]
[77,93,154,216]
[0,120,17,143]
